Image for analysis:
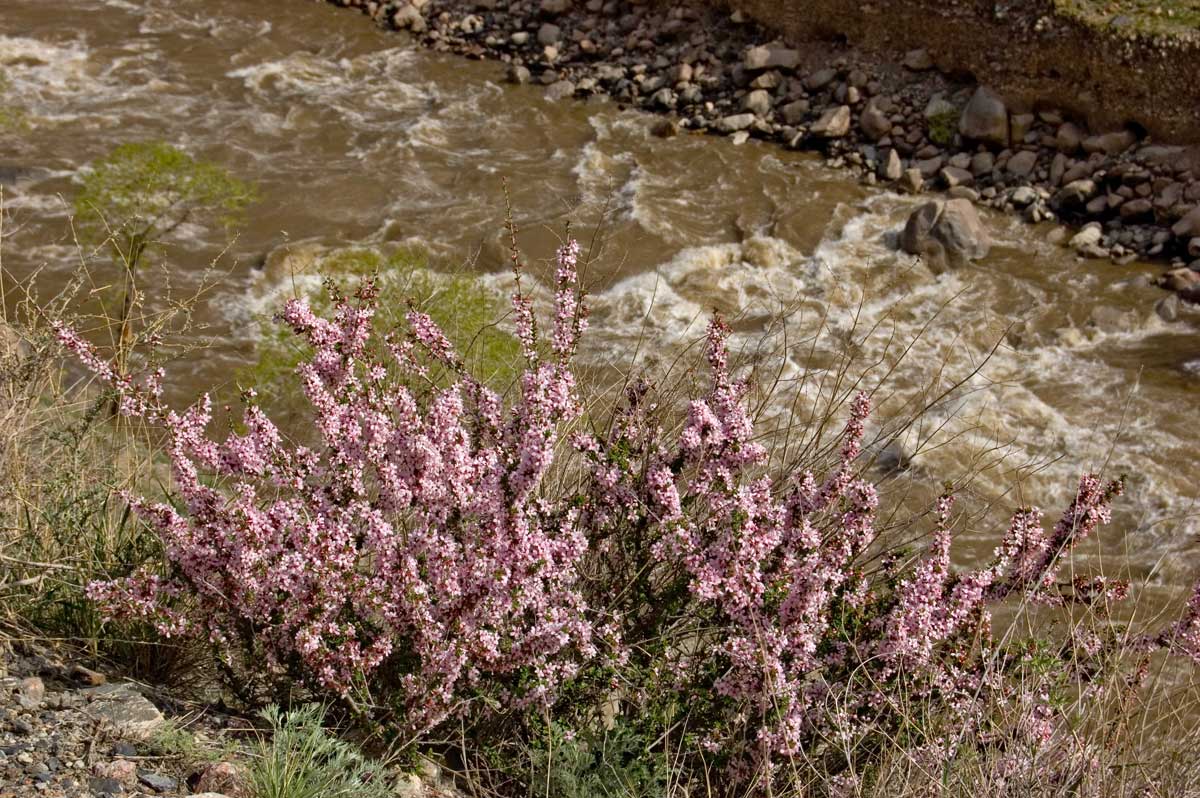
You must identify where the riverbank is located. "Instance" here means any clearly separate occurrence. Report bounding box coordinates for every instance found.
[325,0,1200,303]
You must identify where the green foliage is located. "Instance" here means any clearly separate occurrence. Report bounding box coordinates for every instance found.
[527,720,670,798]
[149,718,237,764]
[73,141,254,270]
[247,704,393,798]
[927,108,959,147]
[244,245,522,416]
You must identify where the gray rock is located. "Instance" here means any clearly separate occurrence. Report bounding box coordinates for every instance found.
[916,155,944,178]
[540,0,571,13]
[1119,198,1153,220]
[717,113,756,133]
[898,167,924,193]
[880,148,903,181]
[506,64,531,84]
[903,48,934,71]
[1056,122,1084,153]
[941,167,973,188]
[394,774,425,798]
[1006,150,1038,178]
[804,68,838,91]
[83,684,164,740]
[1011,186,1037,206]
[650,118,679,138]
[1083,130,1137,155]
[1069,223,1103,251]
[1050,152,1068,185]
[537,22,561,45]
[809,105,851,138]
[1190,237,1200,258]
[1173,206,1200,239]
[899,199,992,270]
[779,99,809,126]
[138,772,177,793]
[860,101,890,141]
[544,80,575,101]
[959,87,1008,148]
[1157,267,1200,300]
[651,87,677,109]
[1054,178,1098,208]
[15,677,44,710]
[1156,293,1181,322]
[970,151,995,177]
[392,5,426,32]
[741,89,771,116]
[743,45,800,72]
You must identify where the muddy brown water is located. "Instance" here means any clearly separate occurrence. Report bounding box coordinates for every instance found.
[2,0,1199,610]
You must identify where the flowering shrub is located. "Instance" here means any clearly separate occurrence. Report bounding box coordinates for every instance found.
[56,237,1200,793]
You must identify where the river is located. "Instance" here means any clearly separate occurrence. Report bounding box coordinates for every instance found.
[2,0,1198,607]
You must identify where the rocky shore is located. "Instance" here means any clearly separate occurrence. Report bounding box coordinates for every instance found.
[327,0,1200,304]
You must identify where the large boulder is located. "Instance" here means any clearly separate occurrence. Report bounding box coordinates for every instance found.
[899,199,992,271]
[958,87,1008,148]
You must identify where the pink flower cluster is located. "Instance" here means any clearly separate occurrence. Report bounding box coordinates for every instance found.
[54,236,1200,784]
[67,242,602,732]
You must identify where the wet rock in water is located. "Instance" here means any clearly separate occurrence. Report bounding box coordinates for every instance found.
[1159,266,1200,291]
[959,87,1008,148]
[899,198,991,270]
[651,87,677,109]
[898,167,924,193]
[717,113,756,133]
[650,118,679,138]
[392,4,425,32]
[1156,293,1181,322]
[809,105,851,138]
[506,64,531,84]
[1069,222,1103,251]
[544,80,575,101]
[743,44,799,72]
[903,48,934,71]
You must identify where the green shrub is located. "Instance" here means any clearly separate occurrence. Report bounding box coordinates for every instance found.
[527,721,670,798]
[243,245,522,417]
[247,704,393,798]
